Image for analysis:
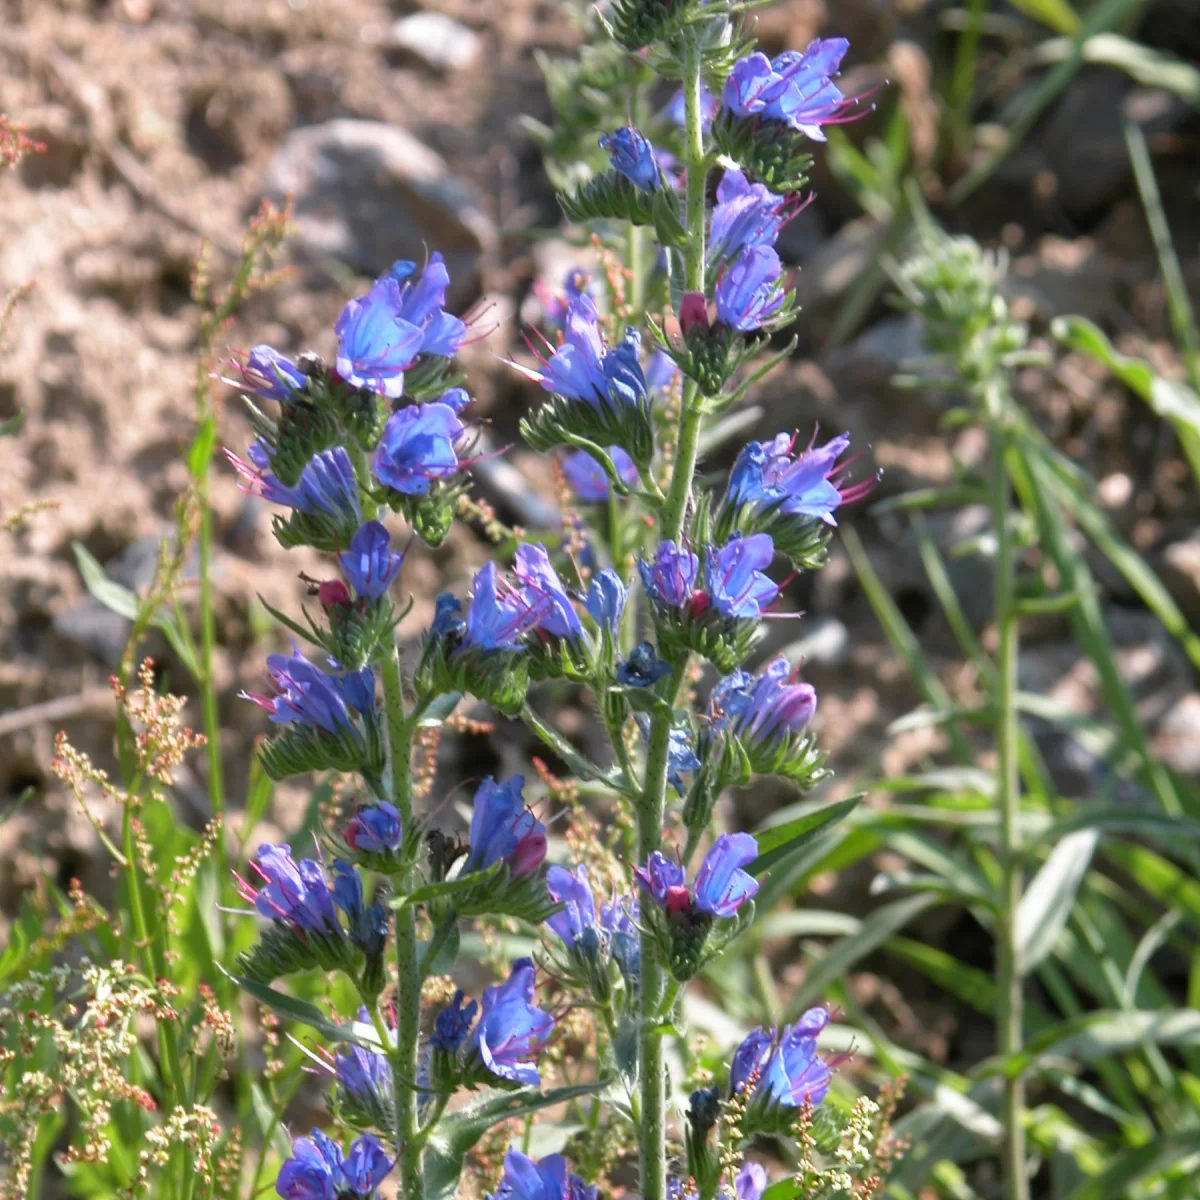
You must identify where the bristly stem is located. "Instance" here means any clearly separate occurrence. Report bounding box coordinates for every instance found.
[381,646,424,1200]
[986,379,1028,1200]
[636,37,708,1200]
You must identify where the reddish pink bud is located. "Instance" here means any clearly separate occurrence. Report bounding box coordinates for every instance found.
[680,292,710,336]
[510,829,548,878]
[689,588,710,616]
[664,884,691,916]
[319,579,352,608]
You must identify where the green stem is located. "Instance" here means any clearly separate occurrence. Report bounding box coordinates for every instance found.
[987,383,1027,1200]
[636,42,709,1200]
[381,646,423,1200]
[197,496,226,859]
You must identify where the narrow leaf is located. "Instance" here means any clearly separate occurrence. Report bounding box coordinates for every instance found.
[1015,829,1098,974]
[750,796,862,877]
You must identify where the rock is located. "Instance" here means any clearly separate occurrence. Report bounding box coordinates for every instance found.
[1159,530,1200,626]
[263,120,496,284]
[387,13,482,73]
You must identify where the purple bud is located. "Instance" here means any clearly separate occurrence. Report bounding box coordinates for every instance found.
[599,126,661,191]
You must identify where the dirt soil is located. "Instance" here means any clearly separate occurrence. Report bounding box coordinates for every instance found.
[2,0,1200,1089]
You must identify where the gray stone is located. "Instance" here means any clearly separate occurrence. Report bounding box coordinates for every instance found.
[263,120,495,284]
[387,13,482,73]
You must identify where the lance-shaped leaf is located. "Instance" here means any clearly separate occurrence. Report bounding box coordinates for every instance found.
[749,795,863,877]
[1015,828,1098,974]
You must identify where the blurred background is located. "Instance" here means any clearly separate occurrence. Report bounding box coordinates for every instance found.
[2,0,1200,1193]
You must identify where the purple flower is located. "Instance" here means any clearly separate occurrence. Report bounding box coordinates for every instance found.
[711,657,816,747]
[512,544,582,641]
[276,1129,392,1200]
[636,834,759,921]
[727,431,873,525]
[703,534,778,619]
[345,802,403,853]
[732,1008,835,1108]
[338,521,403,601]
[432,989,479,1053]
[735,1163,768,1200]
[373,399,465,496]
[545,864,596,950]
[469,958,555,1086]
[336,1015,394,1110]
[561,446,639,502]
[464,562,549,652]
[228,445,362,526]
[237,844,338,934]
[584,569,627,635]
[692,833,759,917]
[329,860,388,957]
[721,40,859,141]
[242,649,373,735]
[715,246,786,332]
[710,170,789,265]
[431,591,467,640]
[639,540,699,609]
[513,296,647,413]
[600,893,640,981]
[335,277,424,399]
[464,775,547,878]
[537,268,594,330]
[616,641,671,688]
[228,345,306,402]
[487,1150,597,1200]
[389,253,467,358]
[599,126,661,191]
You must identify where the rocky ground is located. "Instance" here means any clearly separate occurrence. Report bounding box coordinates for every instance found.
[2,0,1199,1086]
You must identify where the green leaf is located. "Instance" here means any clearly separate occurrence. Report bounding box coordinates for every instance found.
[749,795,862,877]
[418,691,462,727]
[250,1082,293,1165]
[221,968,384,1050]
[1006,1008,1200,1076]
[187,415,217,481]
[787,893,937,1016]
[423,1082,609,1200]
[1008,0,1079,33]
[0,411,25,438]
[1015,829,1098,974]
[1063,1130,1200,1200]
[1035,33,1200,104]
[392,861,504,909]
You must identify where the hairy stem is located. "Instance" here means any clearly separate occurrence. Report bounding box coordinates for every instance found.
[381,646,424,1200]
[987,381,1027,1200]
[637,40,708,1200]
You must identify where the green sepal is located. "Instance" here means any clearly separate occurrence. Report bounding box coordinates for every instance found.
[740,1088,848,1143]
[258,397,343,488]
[452,865,562,927]
[381,480,467,548]
[651,602,763,673]
[711,108,814,194]
[682,731,752,836]
[323,814,426,880]
[258,596,403,674]
[599,0,685,53]
[521,389,655,478]
[524,631,597,685]
[258,715,387,786]
[417,637,531,719]
[330,384,390,453]
[559,171,686,247]
[328,1072,397,1148]
[232,921,360,985]
[402,355,468,403]
[639,900,754,983]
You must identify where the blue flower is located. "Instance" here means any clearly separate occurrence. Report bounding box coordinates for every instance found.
[512,544,582,641]
[335,277,424,399]
[600,893,640,982]
[599,126,661,191]
[710,169,788,266]
[431,989,479,1053]
[715,246,786,332]
[721,40,858,141]
[639,541,699,609]
[711,658,816,747]
[389,253,467,358]
[338,521,404,601]
[692,833,759,918]
[545,864,596,950]
[243,649,372,735]
[703,534,778,619]
[276,1129,392,1200]
[727,431,872,525]
[229,345,306,401]
[584,569,627,635]
[464,562,548,652]
[228,445,362,526]
[487,1149,597,1200]
[330,860,388,956]
[636,834,759,920]
[561,446,639,502]
[732,1008,835,1109]
[616,641,671,688]
[336,1014,394,1111]
[237,845,338,934]
[345,802,403,853]
[513,296,647,413]
[430,592,466,641]
[469,959,556,1087]
[373,399,465,495]
[464,775,547,878]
